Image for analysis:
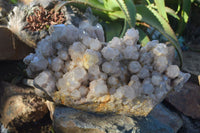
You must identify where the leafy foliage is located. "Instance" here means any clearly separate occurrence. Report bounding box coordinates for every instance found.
[56,0,193,66]
[10,0,18,4]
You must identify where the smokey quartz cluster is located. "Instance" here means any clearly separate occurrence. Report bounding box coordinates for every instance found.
[24,22,190,116]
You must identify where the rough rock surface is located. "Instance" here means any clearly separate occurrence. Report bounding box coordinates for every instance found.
[166,81,200,119]
[0,82,48,129]
[178,115,200,133]
[150,104,183,132]
[182,51,200,76]
[0,27,33,60]
[24,22,190,116]
[52,105,182,133]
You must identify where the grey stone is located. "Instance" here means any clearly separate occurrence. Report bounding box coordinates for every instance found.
[166,82,200,119]
[52,105,182,133]
[182,51,200,76]
[178,115,200,133]
[150,104,183,133]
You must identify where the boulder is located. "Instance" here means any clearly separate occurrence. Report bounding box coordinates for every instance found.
[52,104,183,133]
[166,81,200,119]
[0,82,48,129]
[0,27,33,60]
[150,104,183,132]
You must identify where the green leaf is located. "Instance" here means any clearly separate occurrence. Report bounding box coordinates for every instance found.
[65,0,111,11]
[115,0,136,27]
[103,0,120,10]
[176,0,191,35]
[165,7,180,20]
[136,5,183,66]
[10,0,18,4]
[176,0,181,14]
[150,5,180,20]
[133,0,149,5]
[101,21,123,41]
[136,27,150,46]
[120,20,130,38]
[154,0,168,22]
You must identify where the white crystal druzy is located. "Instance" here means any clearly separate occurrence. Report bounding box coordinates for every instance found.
[24,24,190,116]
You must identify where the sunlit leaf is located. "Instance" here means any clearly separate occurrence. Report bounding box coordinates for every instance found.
[115,0,136,27]
[176,0,191,35]
[62,0,111,11]
[154,0,168,22]
[103,0,120,10]
[165,7,180,20]
[10,0,18,4]
[150,5,180,20]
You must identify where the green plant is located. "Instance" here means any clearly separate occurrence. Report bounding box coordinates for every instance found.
[55,0,187,66]
[10,0,18,4]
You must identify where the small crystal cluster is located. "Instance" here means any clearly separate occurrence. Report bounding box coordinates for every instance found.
[24,22,190,116]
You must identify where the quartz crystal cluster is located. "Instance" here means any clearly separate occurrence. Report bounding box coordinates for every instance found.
[24,22,190,116]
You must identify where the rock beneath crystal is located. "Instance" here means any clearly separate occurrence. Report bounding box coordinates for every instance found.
[166,82,200,119]
[52,106,182,133]
[149,104,183,133]
[0,82,48,130]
